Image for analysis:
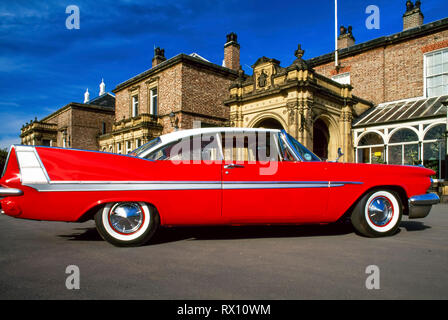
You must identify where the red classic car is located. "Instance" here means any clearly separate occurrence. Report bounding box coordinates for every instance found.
[0,128,440,246]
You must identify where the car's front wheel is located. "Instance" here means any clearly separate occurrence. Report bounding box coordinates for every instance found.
[95,202,158,247]
[351,189,402,237]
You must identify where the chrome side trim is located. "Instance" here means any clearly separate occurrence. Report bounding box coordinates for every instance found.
[0,187,24,197]
[25,182,222,192]
[24,180,363,192]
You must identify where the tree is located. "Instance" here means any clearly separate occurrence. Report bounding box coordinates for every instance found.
[0,148,8,174]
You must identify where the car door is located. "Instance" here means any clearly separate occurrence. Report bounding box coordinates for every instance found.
[221,130,329,224]
[141,133,223,225]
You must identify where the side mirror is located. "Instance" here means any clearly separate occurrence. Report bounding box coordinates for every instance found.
[335,147,344,162]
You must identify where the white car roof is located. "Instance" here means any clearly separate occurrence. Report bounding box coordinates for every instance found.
[158,127,281,144]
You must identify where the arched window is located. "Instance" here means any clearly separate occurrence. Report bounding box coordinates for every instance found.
[423,124,446,179]
[388,128,419,165]
[389,128,418,143]
[357,132,384,164]
[358,132,384,146]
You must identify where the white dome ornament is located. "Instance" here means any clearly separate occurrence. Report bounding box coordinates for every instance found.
[99,79,106,96]
[84,88,90,103]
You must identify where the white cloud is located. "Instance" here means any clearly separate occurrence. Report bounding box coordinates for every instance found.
[0,136,20,150]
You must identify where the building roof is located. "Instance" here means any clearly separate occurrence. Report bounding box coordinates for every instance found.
[353,94,448,128]
[87,92,115,109]
[307,17,448,67]
[114,53,238,93]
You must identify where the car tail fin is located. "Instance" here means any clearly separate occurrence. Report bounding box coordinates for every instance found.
[1,146,49,185]
[14,146,49,184]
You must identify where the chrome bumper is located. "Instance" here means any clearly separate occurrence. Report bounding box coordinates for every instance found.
[0,187,23,197]
[408,193,440,219]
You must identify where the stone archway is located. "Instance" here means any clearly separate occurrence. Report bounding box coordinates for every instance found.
[254,117,284,130]
[312,115,341,161]
[313,118,330,159]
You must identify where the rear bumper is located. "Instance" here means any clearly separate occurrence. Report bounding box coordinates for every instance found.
[408,193,440,219]
[0,187,23,197]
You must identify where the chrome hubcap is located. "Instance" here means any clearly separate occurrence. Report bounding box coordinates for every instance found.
[368,196,394,226]
[109,203,144,234]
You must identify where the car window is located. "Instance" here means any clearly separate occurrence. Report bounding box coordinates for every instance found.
[221,132,280,162]
[277,134,296,161]
[132,137,161,157]
[284,132,321,162]
[144,134,222,162]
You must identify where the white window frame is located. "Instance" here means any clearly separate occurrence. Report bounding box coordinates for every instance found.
[132,95,139,118]
[423,47,448,98]
[150,88,158,116]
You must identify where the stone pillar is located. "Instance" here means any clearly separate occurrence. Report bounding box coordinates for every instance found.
[339,105,354,162]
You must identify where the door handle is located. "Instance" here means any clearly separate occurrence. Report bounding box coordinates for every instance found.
[223,164,245,169]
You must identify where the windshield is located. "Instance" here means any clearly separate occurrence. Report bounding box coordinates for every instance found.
[130,137,161,157]
[283,132,321,162]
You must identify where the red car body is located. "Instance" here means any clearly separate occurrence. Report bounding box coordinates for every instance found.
[0,128,439,246]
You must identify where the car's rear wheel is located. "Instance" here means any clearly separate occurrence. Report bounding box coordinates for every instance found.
[94,202,158,247]
[351,189,402,237]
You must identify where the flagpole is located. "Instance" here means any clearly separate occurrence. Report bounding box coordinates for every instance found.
[335,0,338,67]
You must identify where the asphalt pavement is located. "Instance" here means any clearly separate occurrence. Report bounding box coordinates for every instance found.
[0,204,447,300]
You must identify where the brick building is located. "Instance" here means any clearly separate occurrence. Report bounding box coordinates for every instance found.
[20,81,115,150]
[304,1,448,183]
[98,35,240,153]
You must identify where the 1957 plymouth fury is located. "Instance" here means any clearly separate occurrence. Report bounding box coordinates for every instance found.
[0,128,440,246]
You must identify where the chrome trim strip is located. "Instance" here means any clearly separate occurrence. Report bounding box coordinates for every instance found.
[26,182,222,192]
[25,180,363,192]
[0,187,24,197]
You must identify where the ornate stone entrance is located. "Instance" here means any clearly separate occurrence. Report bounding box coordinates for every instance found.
[253,117,284,130]
[225,45,372,162]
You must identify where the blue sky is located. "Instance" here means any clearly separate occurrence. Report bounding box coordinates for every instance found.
[1,0,447,148]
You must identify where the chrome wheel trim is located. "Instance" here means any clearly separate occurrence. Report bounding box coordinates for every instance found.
[108,203,144,235]
[102,202,151,241]
[364,191,400,233]
[367,196,394,227]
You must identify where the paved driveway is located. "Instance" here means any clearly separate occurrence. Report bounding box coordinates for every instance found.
[0,204,447,300]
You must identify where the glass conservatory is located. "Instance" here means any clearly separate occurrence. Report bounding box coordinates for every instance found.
[353,95,447,179]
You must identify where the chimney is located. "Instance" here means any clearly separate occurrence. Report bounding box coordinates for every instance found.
[152,47,166,67]
[403,1,424,31]
[223,32,240,71]
[337,25,355,49]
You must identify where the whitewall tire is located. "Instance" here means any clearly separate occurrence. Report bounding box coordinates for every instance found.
[95,202,158,247]
[351,189,402,237]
